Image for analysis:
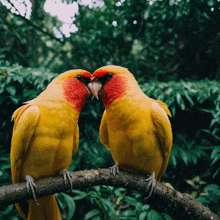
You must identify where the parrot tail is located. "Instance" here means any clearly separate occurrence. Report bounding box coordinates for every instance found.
[28,194,61,220]
[16,194,61,220]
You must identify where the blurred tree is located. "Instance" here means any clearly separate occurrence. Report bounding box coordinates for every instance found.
[0,0,220,80]
[71,0,220,80]
[30,0,47,21]
[1,1,220,219]
[0,0,65,68]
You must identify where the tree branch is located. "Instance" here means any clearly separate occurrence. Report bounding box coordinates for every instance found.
[3,1,64,44]
[0,169,219,220]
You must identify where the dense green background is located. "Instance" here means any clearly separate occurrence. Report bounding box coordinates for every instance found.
[0,0,220,219]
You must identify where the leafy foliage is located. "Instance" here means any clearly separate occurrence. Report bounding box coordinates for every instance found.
[0,0,220,218]
[75,0,220,81]
[1,0,220,80]
[0,62,58,152]
[67,186,172,220]
[196,184,220,216]
[0,64,220,219]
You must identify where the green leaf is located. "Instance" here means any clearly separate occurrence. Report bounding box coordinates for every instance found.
[163,213,173,220]
[124,196,138,206]
[207,0,216,6]
[87,191,100,198]
[144,10,150,19]
[169,0,175,6]
[196,197,208,204]
[91,109,98,118]
[183,90,194,107]
[211,146,220,159]
[213,167,220,178]
[56,193,75,220]
[91,216,101,220]
[100,198,114,212]
[204,184,219,191]
[0,86,4,94]
[1,163,10,170]
[147,210,162,220]
[142,204,150,211]
[101,201,116,219]
[211,154,220,165]
[84,209,100,220]
[23,89,37,99]
[170,154,177,167]
[13,75,23,84]
[139,211,148,220]
[114,187,126,197]
[9,96,19,104]
[180,149,188,166]
[0,204,14,215]
[122,209,136,217]
[176,93,185,110]
[6,86,16,96]
[72,190,87,200]
[135,202,143,212]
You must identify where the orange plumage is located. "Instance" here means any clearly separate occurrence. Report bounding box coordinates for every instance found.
[89,65,172,181]
[10,70,91,220]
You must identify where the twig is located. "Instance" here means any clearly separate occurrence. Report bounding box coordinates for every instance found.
[0,169,219,220]
[3,0,64,44]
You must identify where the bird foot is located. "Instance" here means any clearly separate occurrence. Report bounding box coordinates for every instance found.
[144,172,156,199]
[25,175,39,205]
[109,163,120,177]
[60,169,73,190]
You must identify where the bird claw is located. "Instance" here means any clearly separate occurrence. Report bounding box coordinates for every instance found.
[109,163,120,177]
[25,175,40,205]
[144,172,156,199]
[60,169,73,190]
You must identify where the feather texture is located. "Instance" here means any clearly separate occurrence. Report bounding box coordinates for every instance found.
[92,66,172,181]
[10,69,91,220]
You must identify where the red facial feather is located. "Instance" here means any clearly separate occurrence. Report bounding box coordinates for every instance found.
[91,69,109,79]
[62,77,90,112]
[80,72,92,78]
[101,74,128,107]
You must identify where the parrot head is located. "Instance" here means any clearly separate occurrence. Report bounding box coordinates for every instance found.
[49,69,92,112]
[88,65,136,107]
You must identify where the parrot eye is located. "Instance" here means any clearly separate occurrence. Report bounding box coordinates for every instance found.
[75,75,83,81]
[75,75,90,84]
[106,72,114,80]
[98,72,114,84]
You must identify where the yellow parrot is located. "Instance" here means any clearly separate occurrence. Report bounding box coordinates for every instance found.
[89,65,172,184]
[10,69,91,220]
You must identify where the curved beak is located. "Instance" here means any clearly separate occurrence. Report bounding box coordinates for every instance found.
[88,77,103,99]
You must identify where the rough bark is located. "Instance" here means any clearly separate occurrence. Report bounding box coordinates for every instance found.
[0,169,219,220]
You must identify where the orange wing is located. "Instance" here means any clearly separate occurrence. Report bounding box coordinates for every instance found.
[151,100,172,180]
[10,104,40,219]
